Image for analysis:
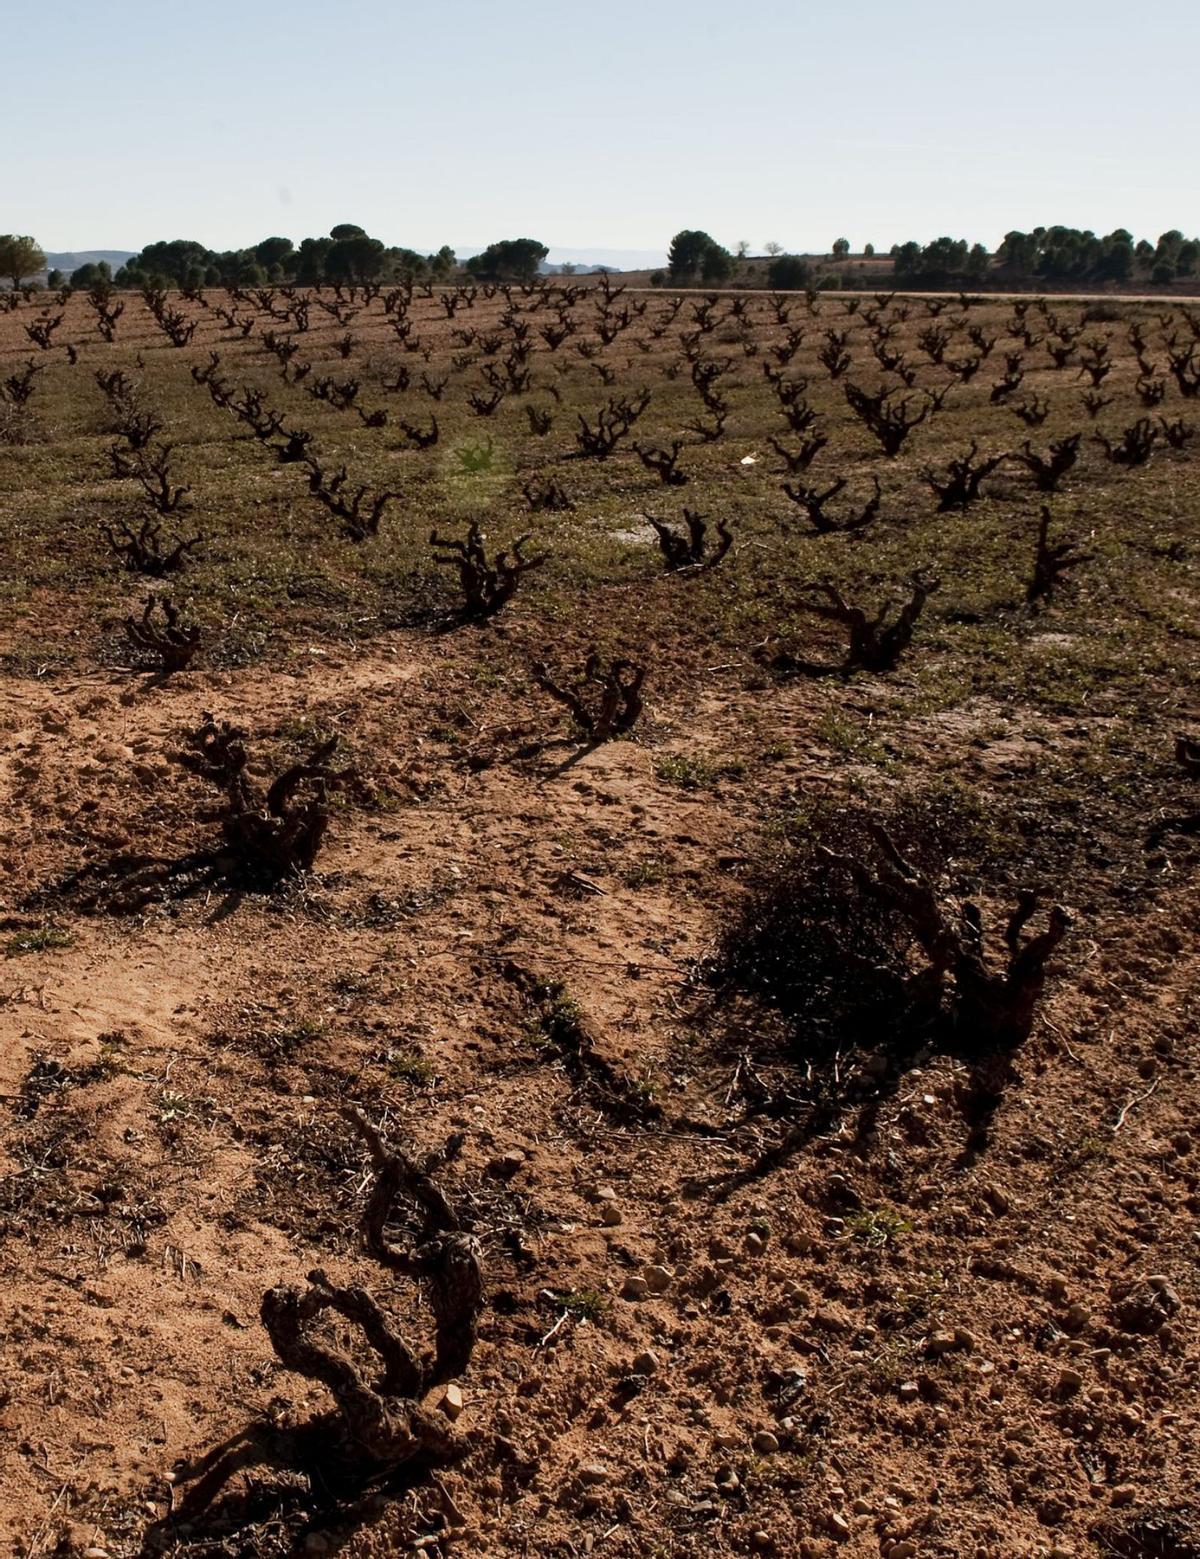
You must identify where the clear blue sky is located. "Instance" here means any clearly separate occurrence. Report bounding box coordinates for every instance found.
[6,0,1196,259]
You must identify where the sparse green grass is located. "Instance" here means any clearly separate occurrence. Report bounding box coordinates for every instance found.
[384,1048,436,1086]
[654,753,720,790]
[814,709,893,767]
[530,983,586,1054]
[621,856,668,888]
[551,1287,609,1323]
[95,1030,130,1076]
[5,927,74,957]
[157,1088,197,1124]
[1060,1131,1111,1171]
[846,1205,914,1247]
[264,1018,325,1057]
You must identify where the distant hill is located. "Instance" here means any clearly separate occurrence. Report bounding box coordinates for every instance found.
[45,250,135,274]
[539,261,612,276]
[454,245,667,274]
[37,246,663,281]
[544,247,667,272]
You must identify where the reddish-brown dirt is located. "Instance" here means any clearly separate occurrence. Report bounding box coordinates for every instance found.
[0,278,1197,1559]
[2,640,1197,1559]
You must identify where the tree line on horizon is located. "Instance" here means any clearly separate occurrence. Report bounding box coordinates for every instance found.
[0,228,552,289]
[666,226,1200,290]
[1,223,1198,292]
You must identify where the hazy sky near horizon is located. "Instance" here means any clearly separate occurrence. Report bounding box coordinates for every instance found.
[5,0,1196,258]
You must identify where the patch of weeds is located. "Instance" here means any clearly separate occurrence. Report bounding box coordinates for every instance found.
[629,1066,660,1109]
[531,984,585,1054]
[0,644,77,679]
[551,1288,608,1323]
[157,1088,198,1124]
[865,1337,923,1391]
[621,856,667,888]
[814,709,893,767]
[273,717,352,763]
[846,1205,913,1247]
[744,1445,820,1493]
[1060,1131,1110,1172]
[520,975,662,1121]
[877,1272,946,1328]
[96,1030,130,1076]
[264,1018,325,1058]
[455,438,496,475]
[654,752,744,790]
[655,753,718,790]
[330,971,374,999]
[5,926,74,957]
[383,1047,436,1087]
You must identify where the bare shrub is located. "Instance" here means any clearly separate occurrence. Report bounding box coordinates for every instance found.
[764,575,938,675]
[532,651,646,740]
[124,595,202,671]
[101,515,201,575]
[574,389,651,457]
[429,521,547,618]
[922,442,1008,512]
[1013,434,1081,492]
[1027,506,1094,607]
[843,382,930,456]
[716,803,1069,1062]
[784,475,881,533]
[1095,417,1159,467]
[645,509,732,571]
[176,716,351,876]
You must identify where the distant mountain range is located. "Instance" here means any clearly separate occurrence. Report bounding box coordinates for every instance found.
[39,245,666,278]
[45,250,135,274]
[542,247,666,271]
[522,247,668,274]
